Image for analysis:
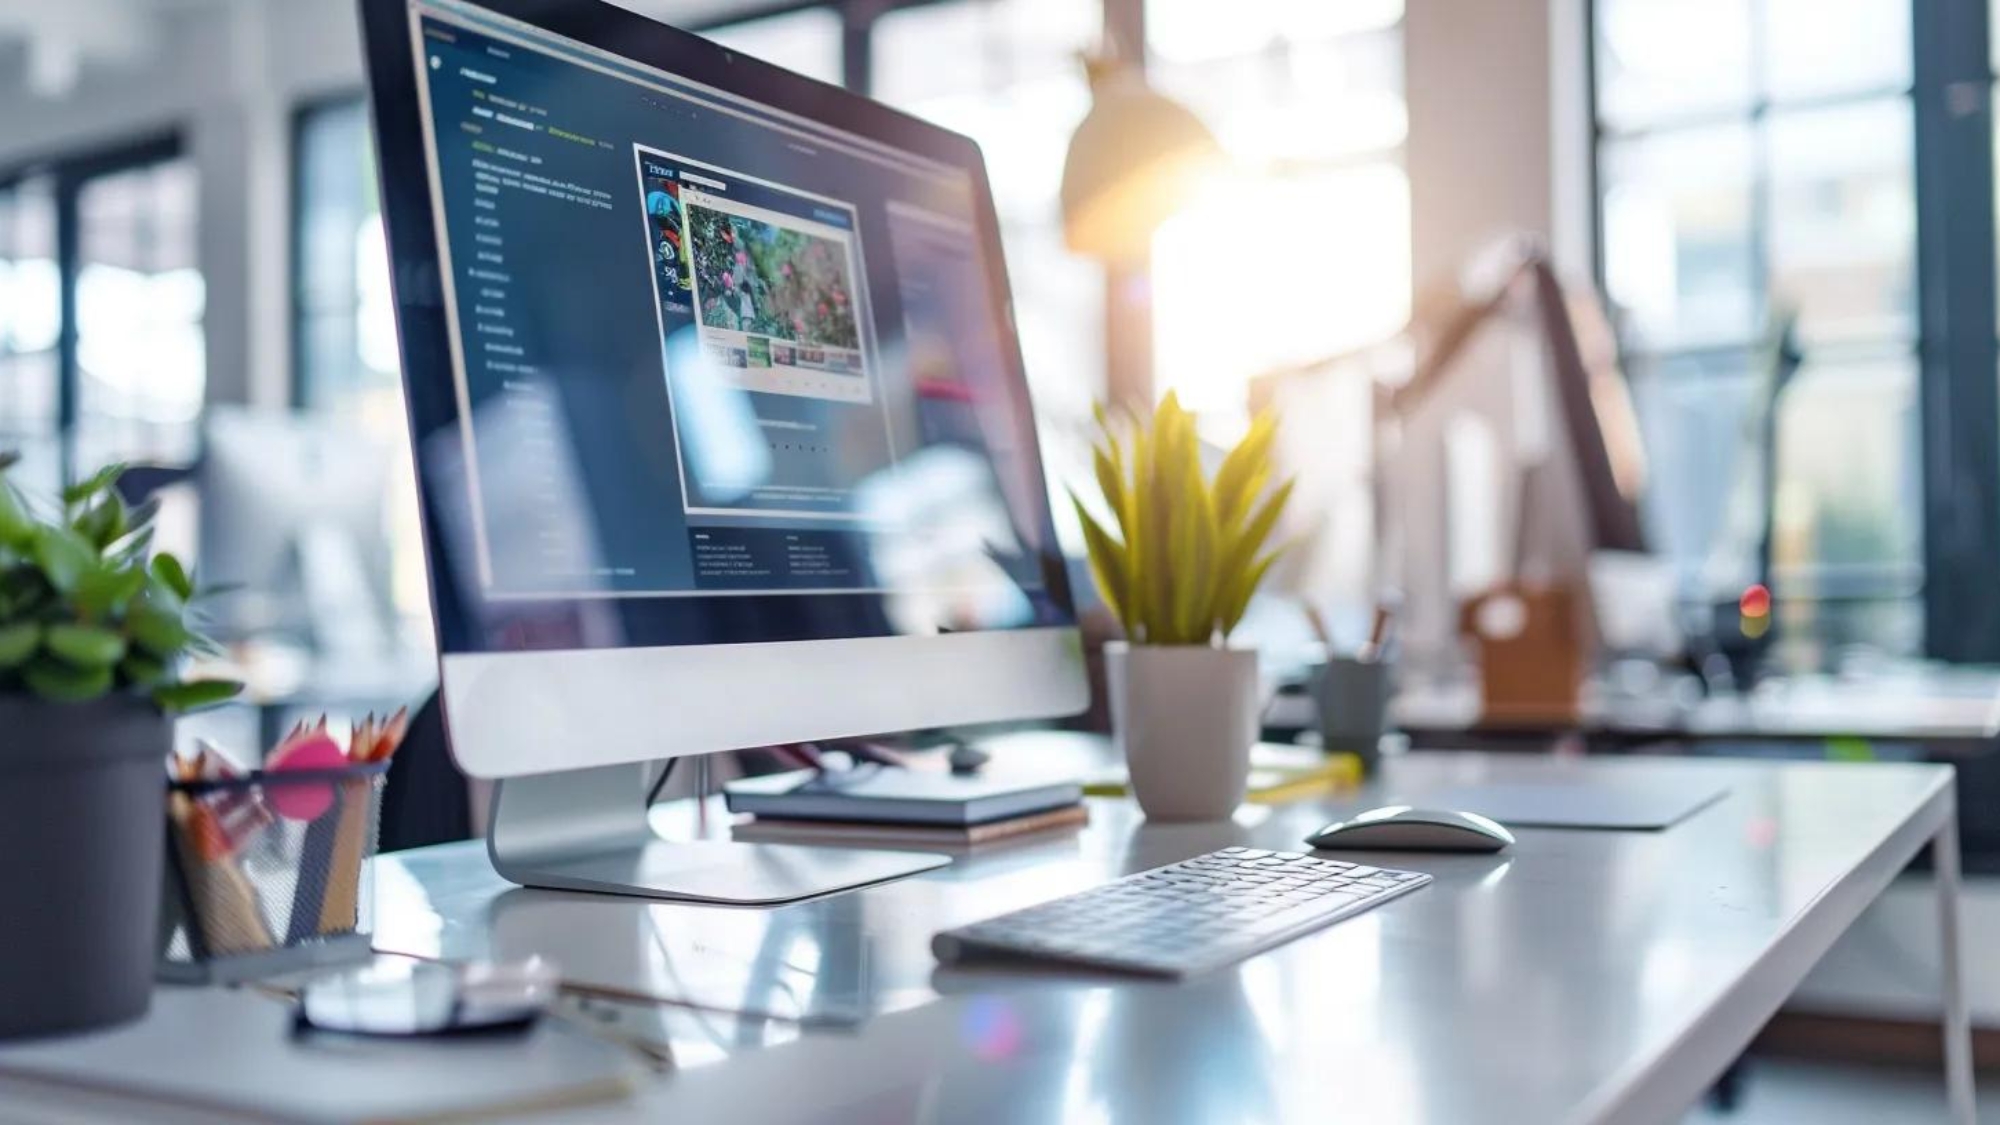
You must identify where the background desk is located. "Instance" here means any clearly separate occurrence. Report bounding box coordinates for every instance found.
[0,752,1972,1124]
[1384,668,2000,875]
[1387,667,2000,754]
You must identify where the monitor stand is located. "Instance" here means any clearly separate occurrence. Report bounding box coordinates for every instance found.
[485,762,949,905]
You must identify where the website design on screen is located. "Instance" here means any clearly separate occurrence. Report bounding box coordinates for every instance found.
[406,2,1050,615]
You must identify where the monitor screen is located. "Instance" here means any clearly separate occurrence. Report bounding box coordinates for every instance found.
[382,0,1073,655]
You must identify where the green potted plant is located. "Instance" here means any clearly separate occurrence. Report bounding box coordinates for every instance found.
[1073,394,1294,820]
[0,454,241,1040]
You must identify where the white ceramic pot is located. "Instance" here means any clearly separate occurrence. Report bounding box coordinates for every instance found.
[1106,643,1259,821]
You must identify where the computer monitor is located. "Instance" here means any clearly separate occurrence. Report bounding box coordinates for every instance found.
[359,0,1086,902]
[198,407,398,654]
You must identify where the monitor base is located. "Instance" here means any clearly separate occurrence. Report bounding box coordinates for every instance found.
[486,763,949,905]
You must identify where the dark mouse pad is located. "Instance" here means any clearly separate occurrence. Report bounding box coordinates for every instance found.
[1422,779,1728,830]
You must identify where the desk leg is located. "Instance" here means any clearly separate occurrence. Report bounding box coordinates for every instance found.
[1936,814,1975,1125]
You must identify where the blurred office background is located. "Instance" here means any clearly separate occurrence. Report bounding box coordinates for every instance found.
[7,0,1983,678]
[2,0,1434,734]
[2,2,1998,1114]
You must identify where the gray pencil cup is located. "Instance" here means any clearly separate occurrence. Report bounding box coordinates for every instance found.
[1307,657,1393,774]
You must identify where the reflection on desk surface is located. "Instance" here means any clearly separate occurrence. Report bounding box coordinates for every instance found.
[362,752,1950,1124]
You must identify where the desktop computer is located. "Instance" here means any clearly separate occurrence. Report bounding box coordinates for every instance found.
[359,0,1088,903]
[198,406,400,653]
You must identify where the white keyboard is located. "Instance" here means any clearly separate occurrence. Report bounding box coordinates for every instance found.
[932,846,1430,978]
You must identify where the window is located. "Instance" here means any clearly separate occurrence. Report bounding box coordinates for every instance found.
[0,140,202,487]
[1593,0,1925,661]
[0,177,60,493]
[873,0,1107,448]
[293,99,431,640]
[295,99,398,419]
[1149,0,1410,438]
[871,0,1107,545]
[703,6,845,86]
[73,156,206,476]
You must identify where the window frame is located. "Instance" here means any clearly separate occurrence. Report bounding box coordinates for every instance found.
[290,93,382,414]
[1586,0,2000,662]
[0,132,189,485]
[1911,0,2000,662]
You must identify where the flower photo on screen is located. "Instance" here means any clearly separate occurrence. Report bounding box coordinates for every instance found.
[689,204,861,351]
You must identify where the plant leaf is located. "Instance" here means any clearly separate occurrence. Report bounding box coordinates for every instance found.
[74,565,147,619]
[127,588,191,657]
[120,653,169,687]
[1219,550,1283,639]
[1122,423,1150,641]
[0,621,41,669]
[151,553,195,601]
[1213,411,1278,530]
[151,678,243,714]
[0,483,34,550]
[1194,458,1222,640]
[1170,444,1216,644]
[122,495,160,537]
[1091,394,1299,645]
[106,526,155,565]
[104,496,160,560]
[1219,478,1295,589]
[1091,400,1114,437]
[44,623,129,669]
[1143,400,1184,641]
[76,495,127,549]
[0,576,48,621]
[32,526,99,594]
[61,463,125,508]
[1091,442,1130,540]
[1071,494,1131,631]
[23,658,113,703]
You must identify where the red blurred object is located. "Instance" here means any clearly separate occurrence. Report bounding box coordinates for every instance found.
[1739,584,1772,620]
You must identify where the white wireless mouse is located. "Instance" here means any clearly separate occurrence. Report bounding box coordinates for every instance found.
[1305,806,1514,853]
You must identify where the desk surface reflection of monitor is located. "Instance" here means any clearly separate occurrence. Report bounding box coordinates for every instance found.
[360,0,1086,903]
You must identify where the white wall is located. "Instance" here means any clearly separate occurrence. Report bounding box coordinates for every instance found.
[1404,0,1594,294]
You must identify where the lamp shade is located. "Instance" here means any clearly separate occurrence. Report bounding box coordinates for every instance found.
[1059,73,1221,263]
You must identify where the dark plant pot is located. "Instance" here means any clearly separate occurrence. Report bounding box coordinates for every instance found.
[0,693,170,1041]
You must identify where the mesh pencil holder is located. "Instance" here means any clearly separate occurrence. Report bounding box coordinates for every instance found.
[159,762,388,984]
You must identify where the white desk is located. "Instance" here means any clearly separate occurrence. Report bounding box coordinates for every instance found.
[0,752,1973,1124]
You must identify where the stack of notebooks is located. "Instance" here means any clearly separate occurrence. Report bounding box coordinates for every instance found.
[725,767,1086,852]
